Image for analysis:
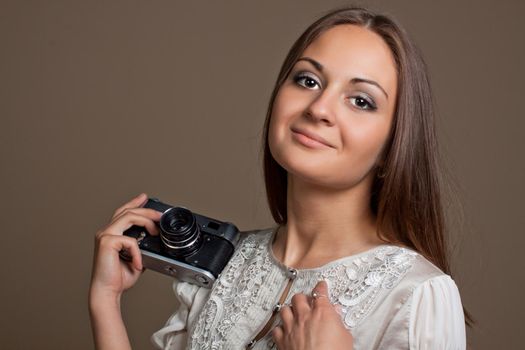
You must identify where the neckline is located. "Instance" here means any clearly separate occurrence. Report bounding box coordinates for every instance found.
[265,226,398,273]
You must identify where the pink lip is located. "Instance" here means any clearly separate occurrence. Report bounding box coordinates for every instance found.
[291,127,334,148]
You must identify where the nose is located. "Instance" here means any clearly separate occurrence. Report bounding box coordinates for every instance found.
[304,88,337,125]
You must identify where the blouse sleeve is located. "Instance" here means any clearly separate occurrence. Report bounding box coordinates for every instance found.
[409,275,466,350]
[151,279,210,350]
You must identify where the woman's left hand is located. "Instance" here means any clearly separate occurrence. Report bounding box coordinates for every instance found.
[272,280,354,350]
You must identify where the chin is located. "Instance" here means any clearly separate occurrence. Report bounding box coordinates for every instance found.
[269,134,366,190]
[273,150,373,192]
[272,149,334,187]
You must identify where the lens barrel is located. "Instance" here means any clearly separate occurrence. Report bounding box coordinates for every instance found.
[159,207,202,256]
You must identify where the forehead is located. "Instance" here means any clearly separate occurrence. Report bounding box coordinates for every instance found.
[301,24,397,94]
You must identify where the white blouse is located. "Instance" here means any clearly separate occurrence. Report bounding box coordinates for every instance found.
[152,228,466,349]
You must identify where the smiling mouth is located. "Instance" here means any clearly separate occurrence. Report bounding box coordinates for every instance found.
[290,128,334,149]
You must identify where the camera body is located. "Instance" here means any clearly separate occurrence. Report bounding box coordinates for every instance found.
[122,198,240,288]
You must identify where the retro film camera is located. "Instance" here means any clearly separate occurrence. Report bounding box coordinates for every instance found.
[122,198,240,288]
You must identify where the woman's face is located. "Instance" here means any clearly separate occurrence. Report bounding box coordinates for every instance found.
[268,24,398,190]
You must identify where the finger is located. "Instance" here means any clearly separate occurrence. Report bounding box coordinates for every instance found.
[272,326,284,345]
[312,280,331,307]
[111,193,148,219]
[106,211,161,236]
[99,235,143,271]
[307,293,315,308]
[291,292,311,318]
[279,305,294,334]
[119,236,143,271]
[110,208,162,234]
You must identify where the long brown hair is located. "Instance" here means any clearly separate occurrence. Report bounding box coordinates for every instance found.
[261,6,474,327]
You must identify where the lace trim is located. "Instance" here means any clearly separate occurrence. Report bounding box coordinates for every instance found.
[187,229,418,348]
[321,245,417,328]
[188,232,275,349]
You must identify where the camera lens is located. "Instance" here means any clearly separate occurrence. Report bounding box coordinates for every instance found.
[159,207,202,256]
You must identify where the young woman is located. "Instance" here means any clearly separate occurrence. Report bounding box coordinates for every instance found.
[90,6,471,350]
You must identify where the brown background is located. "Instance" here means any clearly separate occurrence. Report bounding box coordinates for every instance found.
[1,0,523,348]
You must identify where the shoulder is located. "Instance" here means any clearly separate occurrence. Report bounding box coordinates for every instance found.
[372,248,466,349]
[345,246,466,348]
[374,246,462,316]
[409,273,464,316]
[392,248,465,320]
[213,226,276,278]
[238,226,275,244]
[407,274,466,349]
[229,226,276,258]
[392,248,465,315]
[327,245,452,329]
[375,245,452,300]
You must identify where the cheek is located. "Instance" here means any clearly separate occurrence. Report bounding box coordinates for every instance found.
[268,92,292,152]
[270,86,307,126]
[340,120,391,171]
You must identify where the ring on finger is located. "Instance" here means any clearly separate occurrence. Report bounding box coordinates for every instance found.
[311,291,328,299]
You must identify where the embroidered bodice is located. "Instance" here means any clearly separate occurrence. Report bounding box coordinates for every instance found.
[188,227,417,349]
[152,227,466,350]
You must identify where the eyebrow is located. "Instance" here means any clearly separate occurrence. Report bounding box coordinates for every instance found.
[296,57,389,100]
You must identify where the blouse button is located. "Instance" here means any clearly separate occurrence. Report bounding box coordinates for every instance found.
[286,268,297,280]
[247,339,257,348]
[273,302,283,312]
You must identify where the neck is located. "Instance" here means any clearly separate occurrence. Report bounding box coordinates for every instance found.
[272,173,385,268]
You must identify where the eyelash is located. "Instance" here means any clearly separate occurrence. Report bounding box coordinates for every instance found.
[350,96,377,111]
[293,72,320,90]
[292,72,378,111]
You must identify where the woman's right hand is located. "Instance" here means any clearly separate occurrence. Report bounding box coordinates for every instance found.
[89,193,162,350]
[89,193,163,300]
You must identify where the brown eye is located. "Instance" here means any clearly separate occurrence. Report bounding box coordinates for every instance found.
[349,96,377,111]
[293,72,321,90]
